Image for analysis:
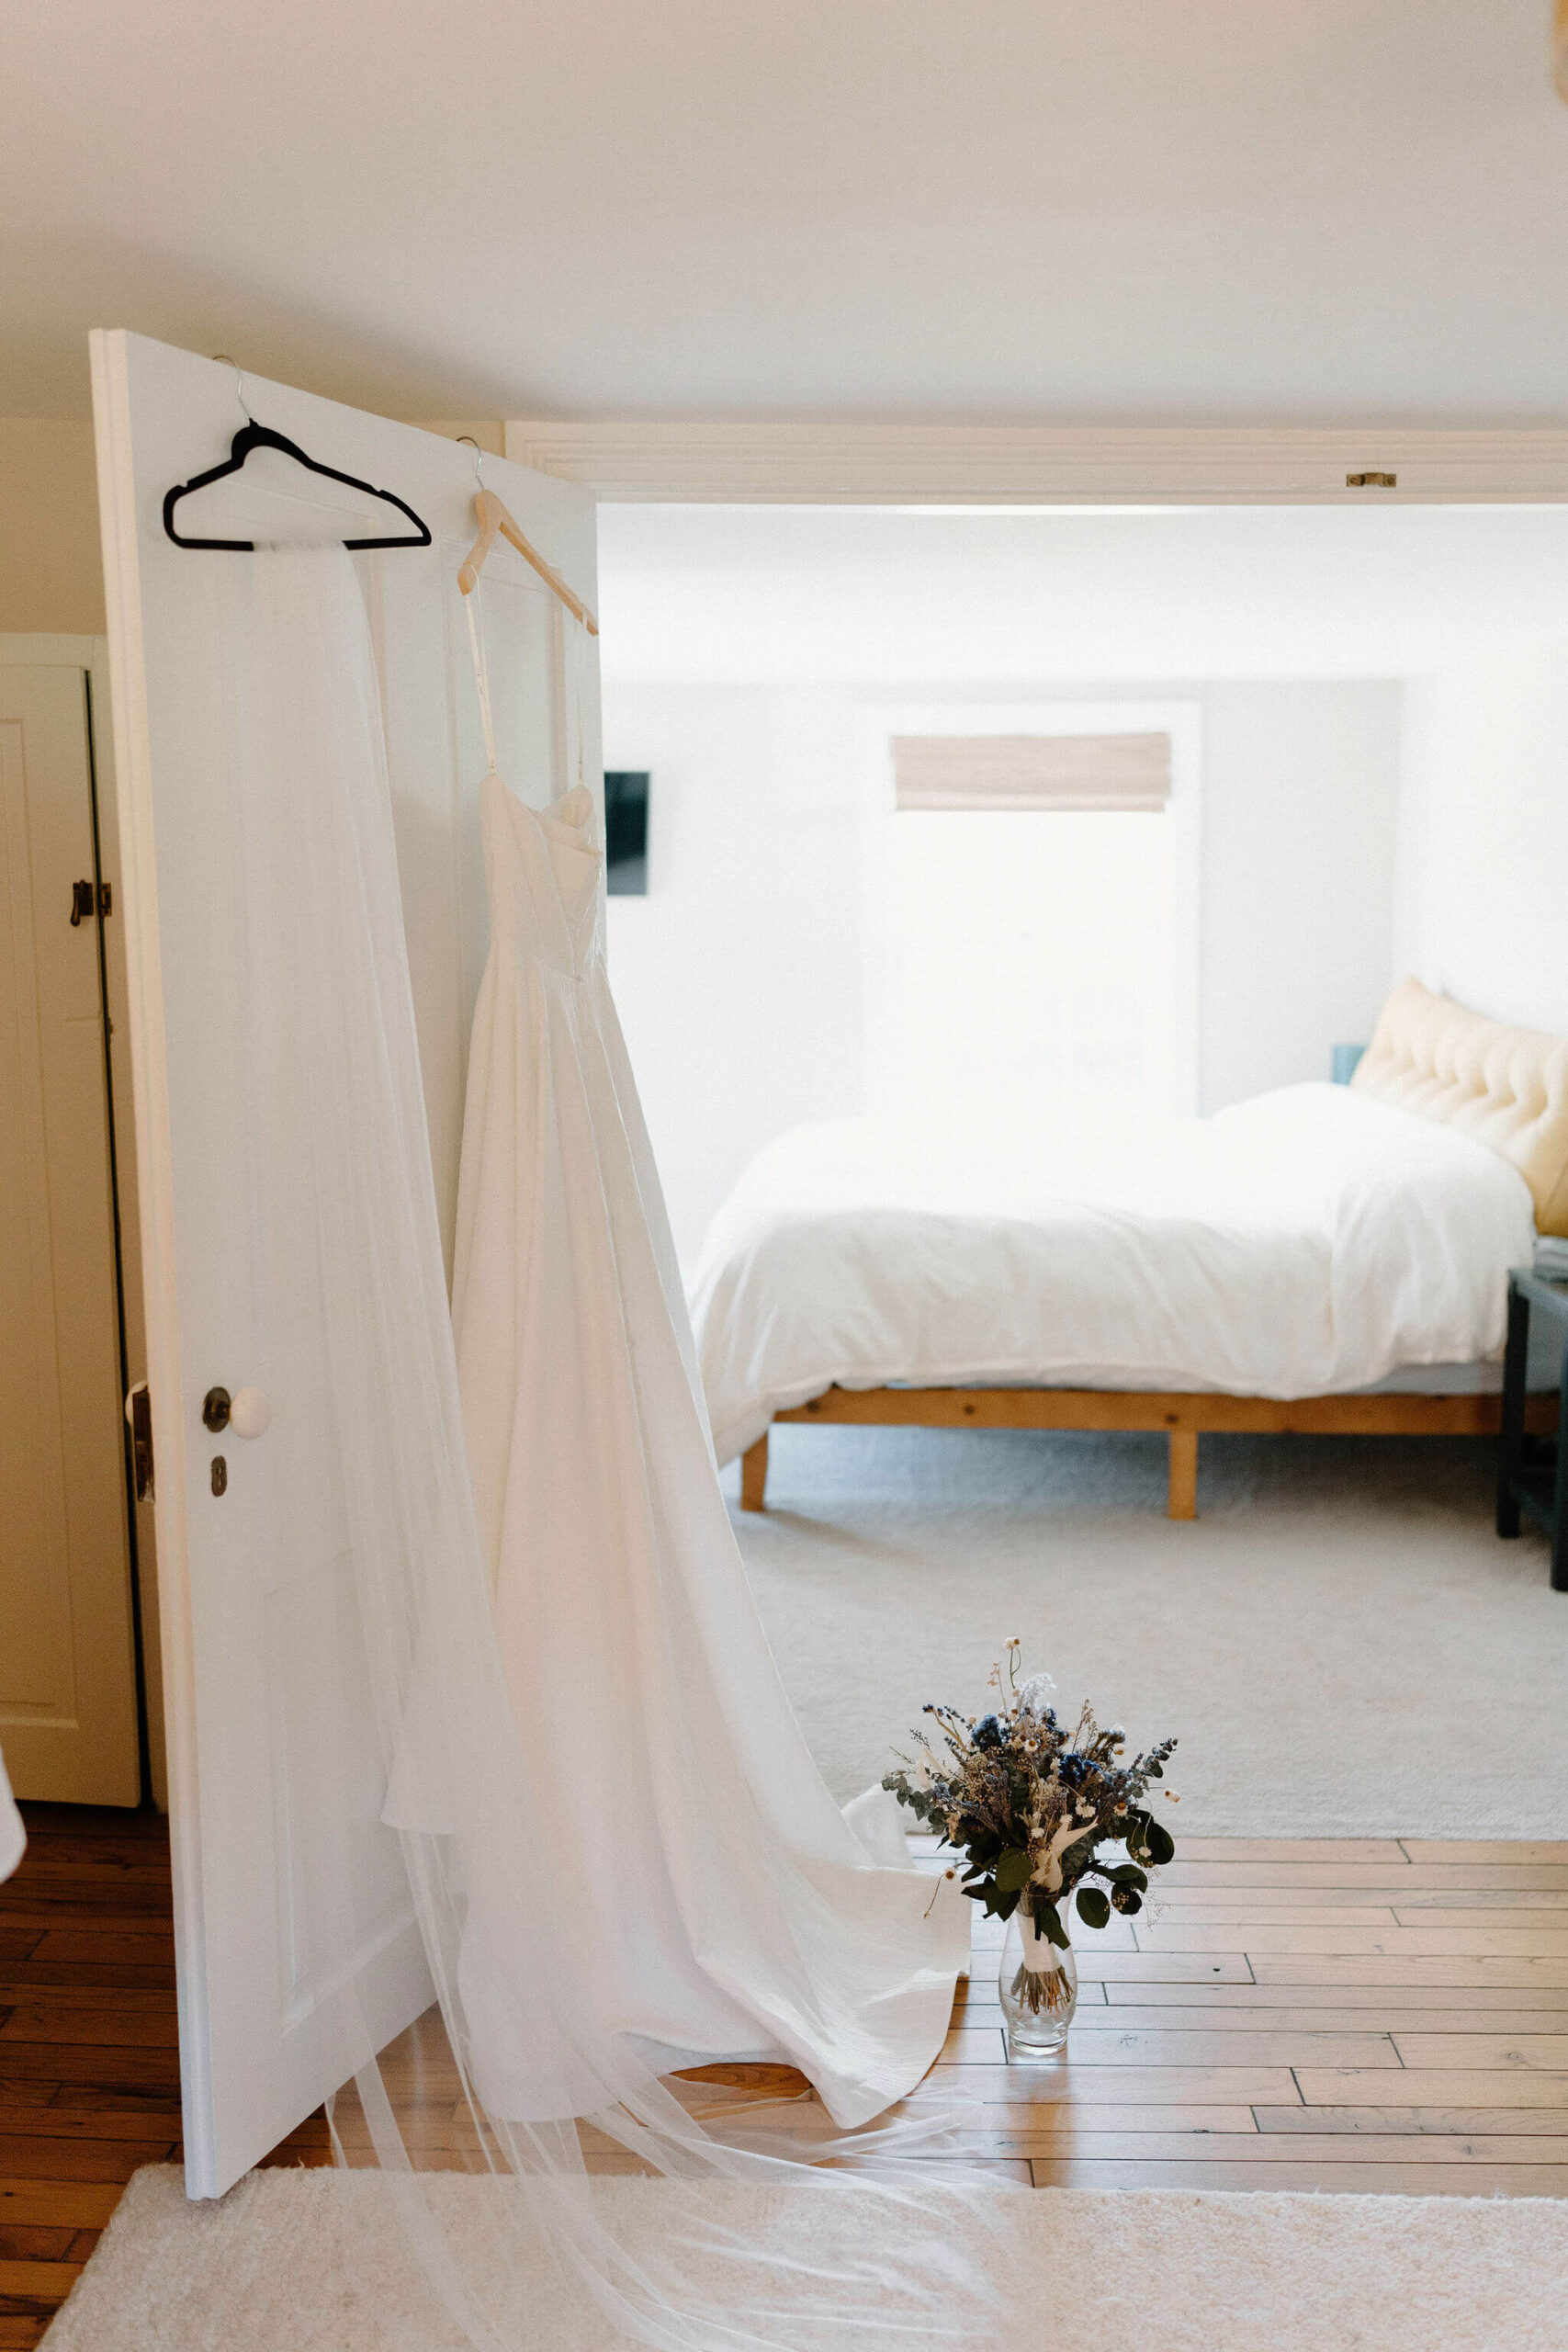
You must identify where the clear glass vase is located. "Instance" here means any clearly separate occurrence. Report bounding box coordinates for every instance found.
[998,1909,1077,2057]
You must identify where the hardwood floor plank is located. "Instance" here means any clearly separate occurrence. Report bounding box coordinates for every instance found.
[0,1983,175,2012]
[930,2064,1303,2105]
[1007,2131,1568,2163]
[0,2258,85,2299]
[1025,2158,1568,2194]
[1020,2028,1401,2067]
[1256,2106,1568,2136]
[1390,1891,1568,1911]
[936,2028,1008,2064]
[1139,1905,1404,1926]
[952,2103,1260,2135]
[1299,2068,1568,2107]
[13,1805,164,1842]
[0,2135,176,2180]
[15,1930,175,1967]
[0,2230,76,2267]
[0,1961,175,1994]
[1168,1841,1410,1864]
[0,2185,123,2230]
[1249,1954,1568,1988]
[1134,1922,1568,1955]
[0,2007,178,2049]
[1399,1842,1568,1866]
[1158,1862,1568,1891]
[1084,2004,1568,2036]
[1390,1907,1568,1930]
[0,2044,179,2091]
[0,1884,173,1920]
[0,2108,179,2145]
[42,2083,187,2116]
[1390,2034,1568,2071]
[1102,1979,1568,2012]
[1073,1954,1255,1983]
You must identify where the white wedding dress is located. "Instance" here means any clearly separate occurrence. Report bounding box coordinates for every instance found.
[451,662,965,2127]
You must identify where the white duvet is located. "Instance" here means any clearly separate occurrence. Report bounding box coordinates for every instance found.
[688,1084,1538,1465]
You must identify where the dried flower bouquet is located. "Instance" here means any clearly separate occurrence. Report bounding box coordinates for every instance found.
[883,1642,1179,1976]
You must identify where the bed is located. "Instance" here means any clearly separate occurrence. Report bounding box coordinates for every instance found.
[688,979,1568,1517]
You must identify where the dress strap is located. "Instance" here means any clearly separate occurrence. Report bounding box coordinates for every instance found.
[463,586,499,773]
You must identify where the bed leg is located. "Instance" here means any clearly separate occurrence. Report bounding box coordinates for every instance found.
[740,1430,769,1513]
[1168,1429,1198,1521]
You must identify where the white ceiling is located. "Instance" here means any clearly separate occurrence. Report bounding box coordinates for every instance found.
[6,2,1568,423]
[596,503,1568,682]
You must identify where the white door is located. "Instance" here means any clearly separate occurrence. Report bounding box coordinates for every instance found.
[0,650,140,1804]
[91,330,602,2196]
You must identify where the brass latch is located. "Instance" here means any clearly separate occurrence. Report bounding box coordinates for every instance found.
[70,879,112,926]
[125,1383,153,1500]
[1346,471,1397,489]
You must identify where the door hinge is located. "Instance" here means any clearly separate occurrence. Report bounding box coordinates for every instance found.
[126,1382,154,1500]
[71,878,112,925]
[1346,471,1397,489]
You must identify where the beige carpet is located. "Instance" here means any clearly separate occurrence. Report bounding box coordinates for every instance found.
[42,2164,1568,2350]
[730,1426,1568,1835]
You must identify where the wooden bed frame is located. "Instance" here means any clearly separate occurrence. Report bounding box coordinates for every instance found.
[738,1384,1559,1520]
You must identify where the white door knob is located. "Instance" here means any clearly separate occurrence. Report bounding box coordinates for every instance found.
[229,1386,273,1439]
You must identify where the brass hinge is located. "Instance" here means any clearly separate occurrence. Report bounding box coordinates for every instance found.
[1346,471,1397,489]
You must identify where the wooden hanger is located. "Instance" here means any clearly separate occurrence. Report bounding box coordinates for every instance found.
[456,449,598,635]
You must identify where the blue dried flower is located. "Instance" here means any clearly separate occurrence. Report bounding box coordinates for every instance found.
[972,1713,1004,1750]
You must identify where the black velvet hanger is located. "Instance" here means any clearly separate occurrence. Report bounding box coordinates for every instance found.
[162,419,432,552]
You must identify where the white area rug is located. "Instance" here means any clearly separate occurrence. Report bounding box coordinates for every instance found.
[732,1426,1568,1836]
[42,2164,1568,2351]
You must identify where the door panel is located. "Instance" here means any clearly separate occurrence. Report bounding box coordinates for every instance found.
[0,660,139,1804]
[90,331,601,2195]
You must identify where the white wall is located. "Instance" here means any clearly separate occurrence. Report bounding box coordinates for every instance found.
[604,687,865,1268]
[1395,645,1568,1035]
[605,676,1404,1266]
[1201,682,1402,1111]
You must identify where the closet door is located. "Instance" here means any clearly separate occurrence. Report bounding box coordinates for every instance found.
[90,331,601,2197]
[0,653,140,1804]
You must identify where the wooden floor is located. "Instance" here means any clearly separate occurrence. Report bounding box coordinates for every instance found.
[3,1811,1566,2343]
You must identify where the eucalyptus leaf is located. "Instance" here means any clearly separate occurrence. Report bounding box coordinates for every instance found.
[1075,1886,1111,1930]
[993,1847,1032,1894]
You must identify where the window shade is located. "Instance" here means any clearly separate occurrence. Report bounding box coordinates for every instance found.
[891,731,1172,812]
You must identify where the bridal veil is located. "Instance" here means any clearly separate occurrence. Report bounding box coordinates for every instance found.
[216,546,1022,2348]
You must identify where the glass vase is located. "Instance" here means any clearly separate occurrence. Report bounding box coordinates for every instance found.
[998,1909,1077,2057]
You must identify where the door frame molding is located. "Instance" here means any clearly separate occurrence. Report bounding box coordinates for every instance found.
[0,630,143,1804]
[1,634,164,1813]
[505,421,1568,504]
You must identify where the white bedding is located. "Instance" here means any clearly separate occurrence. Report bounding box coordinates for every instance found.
[688,1084,1539,1465]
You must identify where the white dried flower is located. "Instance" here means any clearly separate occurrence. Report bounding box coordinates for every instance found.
[1017,1670,1056,1721]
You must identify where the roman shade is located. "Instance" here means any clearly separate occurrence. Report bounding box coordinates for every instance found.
[891,731,1172,812]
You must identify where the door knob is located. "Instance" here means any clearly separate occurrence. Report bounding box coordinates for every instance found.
[201,1385,272,1438]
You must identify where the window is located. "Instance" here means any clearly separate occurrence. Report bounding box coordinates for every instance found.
[865,706,1199,1126]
